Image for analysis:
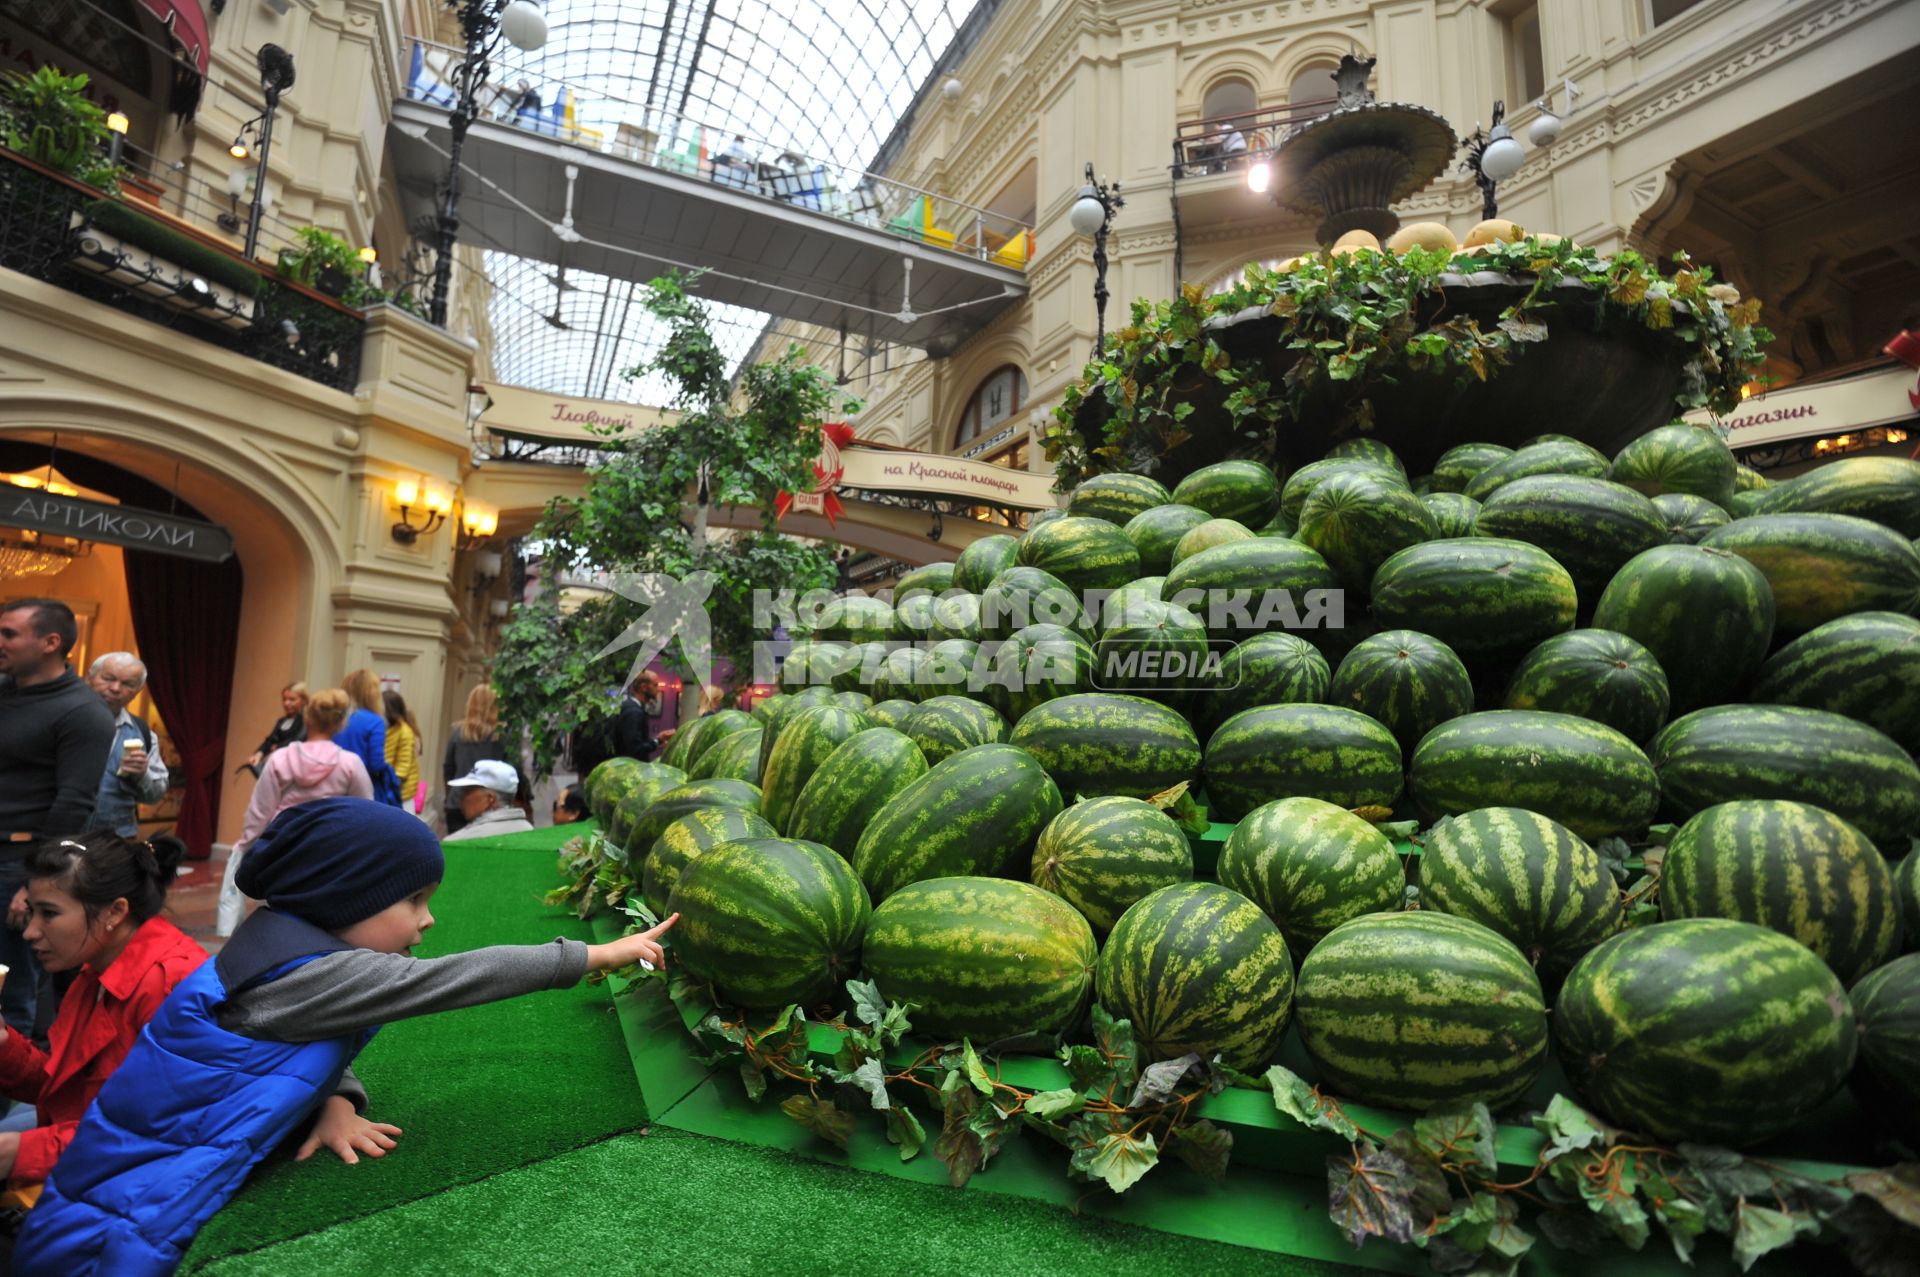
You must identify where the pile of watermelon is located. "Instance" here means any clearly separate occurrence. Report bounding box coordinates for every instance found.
[578,429,1920,1153]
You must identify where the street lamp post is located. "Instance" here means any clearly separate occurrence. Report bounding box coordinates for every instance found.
[1460,100,1525,222]
[239,44,296,261]
[1068,162,1124,360]
[427,0,549,327]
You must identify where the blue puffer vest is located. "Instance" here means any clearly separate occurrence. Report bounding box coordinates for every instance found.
[14,909,379,1277]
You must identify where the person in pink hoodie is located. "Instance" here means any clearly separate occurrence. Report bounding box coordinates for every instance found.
[217,688,371,936]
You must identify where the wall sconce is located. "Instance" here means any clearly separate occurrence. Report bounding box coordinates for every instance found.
[391,477,451,544]
[106,111,129,167]
[457,503,498,550]
[468,547,504,594]
[487,598,511,627]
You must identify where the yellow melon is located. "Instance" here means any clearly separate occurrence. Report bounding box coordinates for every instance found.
[1333,229,1381,251]
[1385,221,1459,255]
[1464,219,1526,247]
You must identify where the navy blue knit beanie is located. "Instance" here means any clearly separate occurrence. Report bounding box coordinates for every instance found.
[238,796,445,930]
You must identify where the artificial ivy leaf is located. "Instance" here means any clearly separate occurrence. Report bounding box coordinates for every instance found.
[878,998,913,1047]
[845,1056,891,1111]
[1652,1195,1709,1264]
[884,1105,925,1162]
[1537,1207,1614,1255]
[1414,1101,1498,1177]
[1678,1143,1777,1205]
[1610,273,1650,306]
[1325,1131,1451,1249]
[1497,317,1549,343]
[1534,1095,1620,1161]
[1266,1064,1360,1140]
[1169,1118,1232,1183]
[738,1059,768,1102]
[1061,1042,1112,1096]
[1129,1053,1204,1109]
[847,978,888,1029]
[1593,836,1635,885]
[780,1095,855,1150]
[1090,1005,1140,1094]
[689,1011,747,1065]
[961,1041,995,1097]
[1070,1124,1160,1195]
[1731,1203,1799,1272]
[1847,1167,1920,1229]
[1025,1087,1087,1120]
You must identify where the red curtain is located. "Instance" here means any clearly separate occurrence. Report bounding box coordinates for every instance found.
[124,547,242,860]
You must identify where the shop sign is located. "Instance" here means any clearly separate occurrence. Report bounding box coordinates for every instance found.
[476,381,677,443]
[838,446,1059,510]
[1686,364,1919,449]
[1,491,234,563]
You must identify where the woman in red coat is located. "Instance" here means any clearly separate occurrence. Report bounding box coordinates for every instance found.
[0,833,205,1185]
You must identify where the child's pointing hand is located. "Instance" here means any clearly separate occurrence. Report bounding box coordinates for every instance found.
[587,912,680,973]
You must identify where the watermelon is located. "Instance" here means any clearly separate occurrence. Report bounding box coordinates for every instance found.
[832,691,874,714]
[868,646,934,703]
[851,743,1064,900]
[1068,472,1171,525]
[1015,515,1141,595]
[786,727,929,859]
[1521,434,1583,447]
[1409,710,1659,841]
[1328,629,1473,753]
[1651,492,1730,544]
[1170,517,1254,567]
[928,591,985,642]
[1650,705,1920,847]
[1418,807,1623,984]
[1280,457,1405,526]
[1735,463,1770,492]
[809,593,893,643]
[1553,918,1856,1146]
[1661,799,1900,984]
[1295,912,1548,1111]
[1201,632,1331,734]
[1103,575,1165,621]
[1010,692,1201,800]
[832,642,889,693]
[863,877,1096,1042]
[1430,443,1514,494]
[980,566,1089,641]
[1591,544,1774,713]
[1162,538,1340,644]
[972,622,1095,722]
[1369,538,1577,666]
[584,759,684,826]
[1027,508,1069,533]
[892,561,956,601]
[1897,855,1920,949]
[1421,492,1480,538]
[641,806,778,915]
[1608,423,1738,507]
[1848,954,1920,1142]
[1094,596,1211,705]
[687,726,764,783]
[1752,455,1920,537]
[1096,882,1294,1072]
[1727,490,1768,517]
[1172,459,1283,526]
[1326,437,1408,477]
[866,698,917,730]
[903,695,1009,764]
[1750,611,1920,755]
[1203,704,1402,822]
[888,592,939,642]
[667,837,870,1010]
[629,779,763,860]
[1295,469,1438,586]
[1463,439,1610,501]
[1031,797,1194,932]
[953,533,1020,593]
[1123,503,1212,576]
[779,641,853,690]
[1701,512,1920,634]
[1473,476,1667,595]
[1501,628,1670,743]
[758,704,869,833]
[919,638,979,697]
[1216,797,1405,953]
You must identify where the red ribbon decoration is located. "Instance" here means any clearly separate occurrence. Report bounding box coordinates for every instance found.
[775,422,855,527]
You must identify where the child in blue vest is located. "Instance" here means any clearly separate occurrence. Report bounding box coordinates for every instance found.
[13,797,677,1276]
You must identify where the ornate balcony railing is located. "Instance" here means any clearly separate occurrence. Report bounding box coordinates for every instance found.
[0,147,365,393]
[1170,98,1337,179]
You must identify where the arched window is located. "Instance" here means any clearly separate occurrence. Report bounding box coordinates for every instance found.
[1201,77,1257,128]
[953,365,1028,450]
[1288,64,1338,109]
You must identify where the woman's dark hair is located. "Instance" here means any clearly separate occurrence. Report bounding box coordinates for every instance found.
[557,786,588,819]
[26,832,187,926]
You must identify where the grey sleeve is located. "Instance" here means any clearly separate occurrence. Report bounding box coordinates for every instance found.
[221,939,589,1042]
[333,1064,368,1114]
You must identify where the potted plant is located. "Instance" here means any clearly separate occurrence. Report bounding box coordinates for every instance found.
[0,66,121,190]
[276,225,361,299]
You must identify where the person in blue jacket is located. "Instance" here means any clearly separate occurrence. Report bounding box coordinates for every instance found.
[333,670,403,806]
[13,798,677,1276]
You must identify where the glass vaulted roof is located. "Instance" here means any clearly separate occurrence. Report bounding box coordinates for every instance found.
[478,0,989,406]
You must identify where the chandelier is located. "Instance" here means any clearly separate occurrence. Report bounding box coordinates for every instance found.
[0,530,87,580]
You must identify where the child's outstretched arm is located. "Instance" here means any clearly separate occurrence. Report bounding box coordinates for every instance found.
[586,913,678,972]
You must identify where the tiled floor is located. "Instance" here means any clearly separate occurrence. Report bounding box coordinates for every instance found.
[166,849,229,955]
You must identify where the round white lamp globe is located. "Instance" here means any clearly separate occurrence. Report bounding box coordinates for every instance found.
[501,0,549,52]
[1068,190,1107,237]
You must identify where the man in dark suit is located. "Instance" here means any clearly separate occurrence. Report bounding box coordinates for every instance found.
[616,672,662,761]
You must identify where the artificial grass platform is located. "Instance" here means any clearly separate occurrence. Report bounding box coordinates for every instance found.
[181,827,646,1273]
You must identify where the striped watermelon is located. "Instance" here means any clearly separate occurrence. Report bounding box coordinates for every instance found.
[1369,538,1577,667]
[1203,704,1402,822]
[1170,517,1255,567]
[1752,455,1920,537]
[1216,797,1405,954]
[928,591,985,643]
[1201,632,1331,734]
[1650,705,1920,847]
[641,806,778,915]
[1295,912,1548,1111]
[687,727,764,783]
[755,686,836,773]
[1501,629,1670,743]
[892,561,956,601]
[1094,596,1210,705]
[1028,508,1069,533]
[832,691,874,715]
[1652,492,1730,544]
[1280,457,1406,527]
[972,622,1095,722]
[1553,918,1856,1145]
[921,638,979,697]
[1123,503,1213,575]
[1897,855,1920,949]
[786,727,929,859]
[666,837,870,1010]
[1328,629,1473,753]
[1421,492,1480,538]
[584,759,684,827]
[903,695,1009,764]
[669,709,757,773]
[1473,476,1667,595]
[1010,692,1201,800]
[831,642,890,694]
[1031,797,1194,932]
[954,534,1021,593]
[1096,882,1295,1072]
[1608,423,1738,507]
[1418,807,1624,984]
[1661,799,1900,984]
[1735,463,1770,492]
[780,641,853,690]
[1068,472,1172,525]
[868,646,934,704]
[1326,437,1409,477]
[1750,611,1920,755]
[758,704,869,833]
[1015,515,1142,595]
[1728,490,1768,517]
[980,566,1090,641]
[1848,954,1920,1143]
[1701,513,1920,635]
[810,593,894,644]
[627,779,762,863]
[866,698,917,730]
[863,876,1096,1042]
[1463,439,1610,501]
[1430,443,1514,494]
[1409,710,1659,841]
[1295,470,1438,586]
[1103,575,1165,622]
[1172,459,1283,527]
[888,592,939,643]
[1591,544,1774,713]
[851,743,1063,900]
[1162,538,1339,644]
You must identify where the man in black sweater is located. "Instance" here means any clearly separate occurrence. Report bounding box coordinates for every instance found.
[0,597,117,1034]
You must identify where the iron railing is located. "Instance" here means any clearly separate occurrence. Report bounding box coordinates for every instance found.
[0,148,366,393]
[1170,99,1337,179]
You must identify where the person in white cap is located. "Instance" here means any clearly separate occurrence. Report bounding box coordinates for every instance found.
[442,760,532,842]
